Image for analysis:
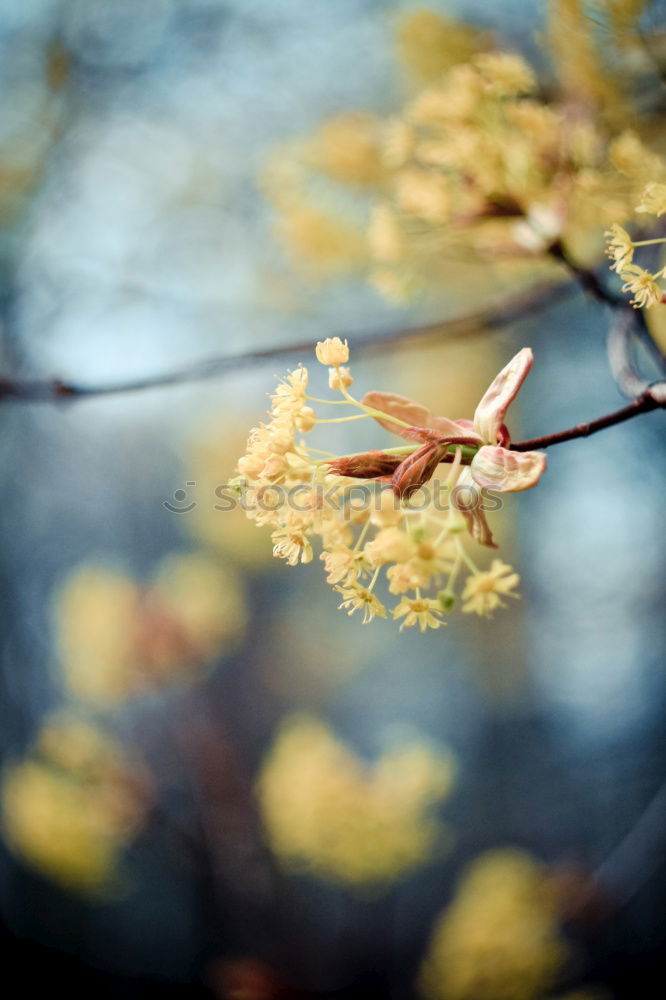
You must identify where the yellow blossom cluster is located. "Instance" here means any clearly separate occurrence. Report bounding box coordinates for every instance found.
[1,715,147,894]
[54,552,247,705]
[366,56,659,299]
[256,714,456,887]
[395,9,489,84]
[233,339,540,630]
[605,179,666,307]
[418,849,570,1000]
[546,0,650,128]
[262,7,664,300]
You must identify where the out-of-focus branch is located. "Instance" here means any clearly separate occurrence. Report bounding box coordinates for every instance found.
[550,238,666,384]
[512,383,665,451]
[548,239,623,306]
[0,277,575,403]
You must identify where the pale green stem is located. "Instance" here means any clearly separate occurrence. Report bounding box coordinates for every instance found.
[315,413,370,424]
[456,538,479,575]
[433,518,452,545]
[337,378,414,431]
[632,237,666,247]
[444,554,463,593]
[445,446,463,487]
[353,517,372,552]
[306,395,356,405]
[304,445,340,458]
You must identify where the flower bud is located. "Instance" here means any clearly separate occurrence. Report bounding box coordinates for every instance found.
[437,590,456,611]
[328,450,402,479]
[315,337,349,366]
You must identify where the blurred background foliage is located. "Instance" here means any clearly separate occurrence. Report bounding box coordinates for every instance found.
[0,1,665,998]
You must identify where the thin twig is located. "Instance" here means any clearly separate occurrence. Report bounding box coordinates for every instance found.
[606,307,653,398]
[511,387,664,451]
[548,239,623,306]
[0,278,574,403]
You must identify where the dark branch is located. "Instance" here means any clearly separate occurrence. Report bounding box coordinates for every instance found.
[0,278,574,403]
[512,386,665,452]
[548,239,623,306]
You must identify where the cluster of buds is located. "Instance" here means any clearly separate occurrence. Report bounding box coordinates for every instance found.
[605,180,666,308]
[234,339,547,630]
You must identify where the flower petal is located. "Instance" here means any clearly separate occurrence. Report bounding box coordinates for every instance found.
[473,347,533,444]
[430,415,483,443]
[362,391,435,440]
[470,445,547,492]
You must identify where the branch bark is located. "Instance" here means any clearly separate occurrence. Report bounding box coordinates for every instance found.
[512,386,665,451]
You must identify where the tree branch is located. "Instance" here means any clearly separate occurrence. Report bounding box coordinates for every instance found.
[0,277,574,403]
[512,385,665,451]
[548,239,623,306]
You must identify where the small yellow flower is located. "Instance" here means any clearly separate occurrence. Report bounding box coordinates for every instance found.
[393,597,446,632]
[387,561,423,594]
[336,582,387,624]
[295,405,316,432]
[620,264,663,309]
[461,560,520,616]
[604,223,634,272]
[315,337,349,366]
[270,366,309,414]
[636,181,666,217]
[266,422,294,455]
[320,548,358,585]
[236,452,265,479]
[365,527,416,567]
[261,453,289,481]
[271,525,313,566]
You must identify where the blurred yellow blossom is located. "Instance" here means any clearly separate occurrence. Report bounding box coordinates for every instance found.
[55,552,246,705]
[256,715,456,887]
[304,111,385,188]
[272,199,366,277]
[263,13,665,304]
[419,849,570,1000]
[395,9,488,84]
[2,717,147,895]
